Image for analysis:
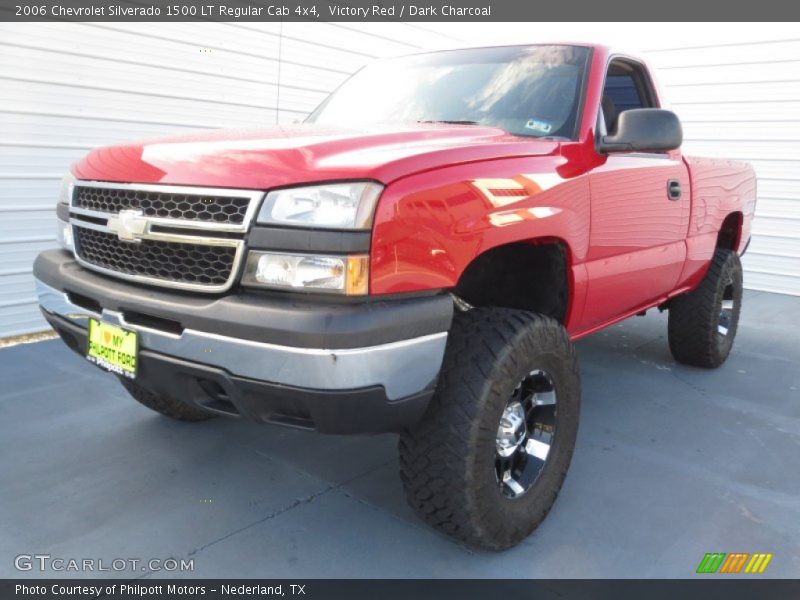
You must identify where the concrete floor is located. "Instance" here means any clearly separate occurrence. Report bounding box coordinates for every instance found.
[1,289,798,579]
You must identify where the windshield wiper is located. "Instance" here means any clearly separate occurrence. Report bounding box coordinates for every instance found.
[416,120,480,125]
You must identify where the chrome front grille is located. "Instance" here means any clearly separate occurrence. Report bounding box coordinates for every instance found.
[74,227,238,287]
[68,181,264,293]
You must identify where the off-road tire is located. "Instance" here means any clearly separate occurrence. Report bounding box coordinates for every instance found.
[399,308,581,550]
[668,248,743,368]
[119,378,216,422]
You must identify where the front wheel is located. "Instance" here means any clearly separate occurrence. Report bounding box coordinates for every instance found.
[399,308,581,550]
[668,248,743,368]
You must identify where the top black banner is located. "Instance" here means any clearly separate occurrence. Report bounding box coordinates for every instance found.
[3,0,800,21]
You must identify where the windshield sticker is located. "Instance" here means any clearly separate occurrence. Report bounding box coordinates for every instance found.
[525,119,553,134]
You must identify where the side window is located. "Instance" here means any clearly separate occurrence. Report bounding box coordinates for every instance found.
[600,60,657,134]
[605,74,645,112]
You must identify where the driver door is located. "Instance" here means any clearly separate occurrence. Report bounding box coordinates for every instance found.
[580,58,690,329]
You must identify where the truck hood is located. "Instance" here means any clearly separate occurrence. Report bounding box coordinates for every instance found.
[72,124,560,189]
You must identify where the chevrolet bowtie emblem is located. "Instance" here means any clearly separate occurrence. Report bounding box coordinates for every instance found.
[107,209,148,242]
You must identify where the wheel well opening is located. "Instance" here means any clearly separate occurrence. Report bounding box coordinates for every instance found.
[454,241,569,323]
[717,212,743,250]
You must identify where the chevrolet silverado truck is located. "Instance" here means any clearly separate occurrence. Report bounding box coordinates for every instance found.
[34,44,756,550]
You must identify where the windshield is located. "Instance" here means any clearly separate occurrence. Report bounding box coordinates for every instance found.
[307,45,591,139]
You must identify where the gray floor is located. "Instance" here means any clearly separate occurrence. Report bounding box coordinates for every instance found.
[1,290,799,579]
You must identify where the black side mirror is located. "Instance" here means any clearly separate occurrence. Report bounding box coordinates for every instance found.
[598,108,682,153]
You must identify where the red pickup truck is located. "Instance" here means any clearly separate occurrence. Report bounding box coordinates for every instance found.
[34,44,756,549]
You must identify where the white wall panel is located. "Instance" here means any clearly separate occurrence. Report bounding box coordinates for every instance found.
[673,101,800,123]
[0,22,456,337]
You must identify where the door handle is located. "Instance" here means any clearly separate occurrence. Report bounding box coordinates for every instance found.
[667,179,682,201]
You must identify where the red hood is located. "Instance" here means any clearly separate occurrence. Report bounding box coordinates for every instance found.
[72,124,560,189]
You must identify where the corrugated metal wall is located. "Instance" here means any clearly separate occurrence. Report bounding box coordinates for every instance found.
[648,39,800,296]
[0,22,459,337]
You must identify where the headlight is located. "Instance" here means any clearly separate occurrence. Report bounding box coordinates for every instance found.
[257,182,383,230]
[242,251,369,295]
[56,219,73,251]
[59,172,75,205]
[56,172,75,251]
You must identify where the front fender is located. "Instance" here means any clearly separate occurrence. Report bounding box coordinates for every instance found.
[370,156,591,295]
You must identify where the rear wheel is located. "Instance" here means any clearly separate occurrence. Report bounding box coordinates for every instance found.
[119,378,216,422]
[399,308,581,550]
[668,248,743,368]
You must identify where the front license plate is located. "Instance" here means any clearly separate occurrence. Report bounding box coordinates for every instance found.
[86,318,138,379]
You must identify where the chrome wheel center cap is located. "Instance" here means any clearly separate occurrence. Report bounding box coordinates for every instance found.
[496,401,526,457]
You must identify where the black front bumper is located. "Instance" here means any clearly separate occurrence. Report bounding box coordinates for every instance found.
[35,250,452,434]
[46,313,433,434]
[34,249,452,349]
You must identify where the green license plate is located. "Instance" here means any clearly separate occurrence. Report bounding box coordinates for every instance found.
[86,318,138,378]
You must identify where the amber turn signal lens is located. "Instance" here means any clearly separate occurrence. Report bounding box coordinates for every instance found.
[345,255,369,296]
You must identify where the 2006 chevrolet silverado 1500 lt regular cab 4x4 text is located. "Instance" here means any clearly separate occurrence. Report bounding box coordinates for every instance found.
[34,44,756,550]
